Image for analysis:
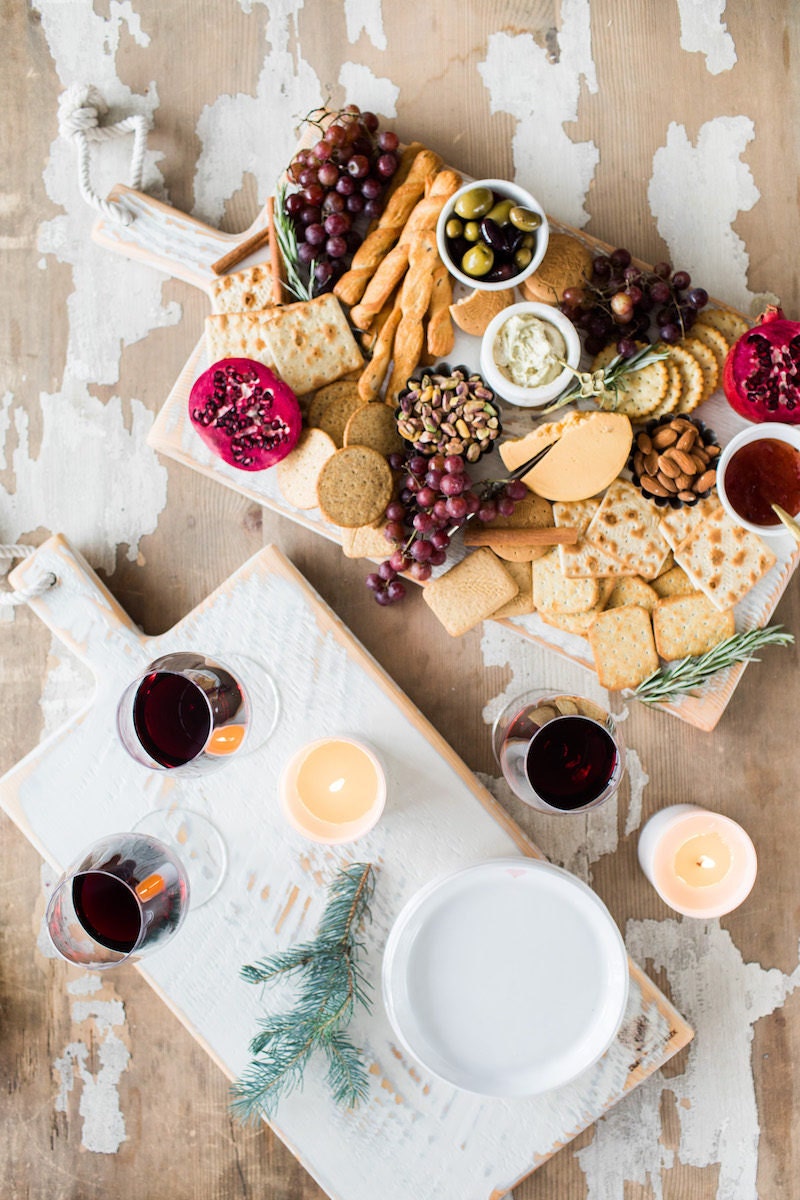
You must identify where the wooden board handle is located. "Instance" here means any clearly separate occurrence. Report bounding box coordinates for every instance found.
[91,185,271,293]
[9,534,145,676]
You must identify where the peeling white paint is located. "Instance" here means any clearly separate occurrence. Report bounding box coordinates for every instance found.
[624,748,649,838]
[648,117,759,311]
[344,0,387,51]
[338,63,399,117]
[0,386,167,575]
[676,0,736,75]
[53,1016,130,1154]
[193,1,323,224]
[478,0,599,227]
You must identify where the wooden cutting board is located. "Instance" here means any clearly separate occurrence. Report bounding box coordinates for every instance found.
[3,535,691,1200]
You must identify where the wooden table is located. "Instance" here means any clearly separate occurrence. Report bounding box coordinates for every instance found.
[2,2,798,1197]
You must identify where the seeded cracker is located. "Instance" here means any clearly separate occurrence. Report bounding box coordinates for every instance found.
[316,392,366,448]
[343,403,405,457]
[316,446,394,528]
[276,428,337,510]
[307,381,361,428]
[673,505,777,610]
[653,593,735,660]
[423,549,519,637]
[589,604,660,691]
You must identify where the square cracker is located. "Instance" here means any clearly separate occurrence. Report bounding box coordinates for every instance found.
[264,293,363,395]
[490,560,534,619]
[423,549,519,637]
[533,550,600,613]
[673,506,777,610]
[538,579,615,637]
[658,493,721,551]
[585,479,670,579]
[650,565,695,599]
[209,264,274,314]
[653,593,735,660]
[205,311,279,368]
[588,605,660,691]
[555,498,639,578]
[606,576,659,613]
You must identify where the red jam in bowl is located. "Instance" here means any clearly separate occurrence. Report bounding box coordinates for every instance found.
[724,438,800,526]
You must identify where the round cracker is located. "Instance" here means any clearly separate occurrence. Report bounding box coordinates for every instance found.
[316,391,367,448]
[307,381,361,429]
[591,343,669,418]
[343,402,405,457]
[316,446,394,528]
[694,306,750,344]
[449,287,516,337]
[276,427,337,509]
[667,342,705,414]
[521,233,593,305]
[682,336,720,402]
[688,322,729,377]
[645,357,683,420]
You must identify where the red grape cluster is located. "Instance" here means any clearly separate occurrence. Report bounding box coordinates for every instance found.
[283,105,400,293]
[559,247,710,357]
[365,450,529,605]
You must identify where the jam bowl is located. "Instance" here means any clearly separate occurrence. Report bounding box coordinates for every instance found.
[479,301,581,408]
[436,179,549,293]
[716,422,800,538]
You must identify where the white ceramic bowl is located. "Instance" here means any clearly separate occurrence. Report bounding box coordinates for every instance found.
[716,422,800,539]
[382,858,629,1097]
[436,178,549,292]
[480,301,581,408]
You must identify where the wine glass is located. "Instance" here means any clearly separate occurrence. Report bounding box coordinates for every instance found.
[116,651,278,775]
[45,831,190,969]
[492,689,626,813]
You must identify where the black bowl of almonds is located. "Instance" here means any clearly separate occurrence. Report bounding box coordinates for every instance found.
[628,415,721,508]
[394,363,502,462]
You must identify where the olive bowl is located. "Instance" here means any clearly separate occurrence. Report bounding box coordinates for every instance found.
[435,178,549,293]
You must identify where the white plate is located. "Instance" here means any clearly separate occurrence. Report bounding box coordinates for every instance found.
[382,857,629,1096]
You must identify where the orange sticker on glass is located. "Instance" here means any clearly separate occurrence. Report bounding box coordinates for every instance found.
[206,724,246,756]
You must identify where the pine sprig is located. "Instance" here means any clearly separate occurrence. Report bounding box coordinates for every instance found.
[231,862,377,1122]
[634,624,795,705]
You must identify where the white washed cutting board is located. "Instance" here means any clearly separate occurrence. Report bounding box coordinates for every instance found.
[93,190,799,733]
[2,536,690,1200]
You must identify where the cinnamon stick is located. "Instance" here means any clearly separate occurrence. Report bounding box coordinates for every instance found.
[210,222,270,276]
[462,526,578,548]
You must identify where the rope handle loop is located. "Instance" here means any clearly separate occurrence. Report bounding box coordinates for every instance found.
[57,84,150,227]
[0,545,57,607]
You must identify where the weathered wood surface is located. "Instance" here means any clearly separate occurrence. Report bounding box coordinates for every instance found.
[2,2,800,1198]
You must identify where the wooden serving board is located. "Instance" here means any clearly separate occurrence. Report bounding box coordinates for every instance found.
[92,188,800,732]
[3,536,691,1200]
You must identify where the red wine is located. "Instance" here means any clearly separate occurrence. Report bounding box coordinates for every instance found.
[526,716,619,811]
[132,671,211,768]
[72,871,142,953]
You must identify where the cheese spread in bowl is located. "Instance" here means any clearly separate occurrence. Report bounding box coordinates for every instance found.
[480,301,581,408]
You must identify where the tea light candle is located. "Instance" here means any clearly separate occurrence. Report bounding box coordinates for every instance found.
[638,804,757,918]
[279,737,386,844]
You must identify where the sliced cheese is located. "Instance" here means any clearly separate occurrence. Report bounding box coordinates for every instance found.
[499,412,633,501]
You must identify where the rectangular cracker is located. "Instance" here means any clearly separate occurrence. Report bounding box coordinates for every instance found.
[652,593,736,660]
[588,604,660,691]
[490,560,534,619]
[264,293,364,395]
[584,479,670,579]
[657,494,721,551]
[533,550,600,613]
[340,520,392,560]
[422,549,519,637]
[673,506,777,610]
[204,311,279,368]
[209,264,275,314]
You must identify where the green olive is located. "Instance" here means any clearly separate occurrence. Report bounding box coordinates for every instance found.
[513,246,533,270]
[453,186,493,220]
[463,220,481,242]
[461,242,494,277]
[486,198,514,225]
[509,205,542,233]
[521,233,536,249]
[445,217,464,239]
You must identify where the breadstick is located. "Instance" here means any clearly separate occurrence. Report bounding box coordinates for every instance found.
[398,169,462,244]
[386,231,439,400]
[349,243,410,330]
[358,301,402,403]
[333,148,443,307]
[426,263,455,358]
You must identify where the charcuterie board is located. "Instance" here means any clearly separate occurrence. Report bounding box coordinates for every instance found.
[92,182,800,732]
[2,535,690,1200]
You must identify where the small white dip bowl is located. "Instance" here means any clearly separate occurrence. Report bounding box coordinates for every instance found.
[436,178,549,293]
[716,422,800,539]
[480,301,581,408]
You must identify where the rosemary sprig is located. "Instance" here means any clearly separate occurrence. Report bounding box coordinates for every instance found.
[273,182,316,301]
[633,625,795,705]
[231,862,377,1122]
[541,342,670,414]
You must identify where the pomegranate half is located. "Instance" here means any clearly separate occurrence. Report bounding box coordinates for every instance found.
[722,306,800,424]
[189,358,302,470]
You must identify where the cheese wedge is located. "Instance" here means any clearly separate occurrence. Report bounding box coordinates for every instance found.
[499,411,633,501]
